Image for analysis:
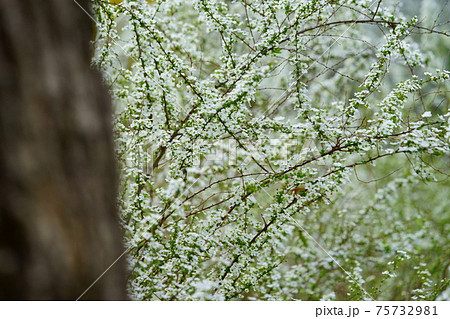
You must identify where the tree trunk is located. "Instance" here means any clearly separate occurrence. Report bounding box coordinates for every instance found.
[0,0,128,300]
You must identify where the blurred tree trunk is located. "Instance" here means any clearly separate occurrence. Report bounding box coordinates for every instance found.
[0,0,128,300]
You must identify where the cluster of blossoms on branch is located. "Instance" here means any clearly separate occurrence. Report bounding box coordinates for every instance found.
[93,0,449,300]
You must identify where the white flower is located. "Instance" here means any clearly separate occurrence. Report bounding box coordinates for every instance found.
[422,111,432,118]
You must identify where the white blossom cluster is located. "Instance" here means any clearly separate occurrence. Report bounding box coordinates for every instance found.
[92,0,449,300]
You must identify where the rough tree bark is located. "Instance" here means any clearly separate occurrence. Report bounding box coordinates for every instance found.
[0,0,128,300]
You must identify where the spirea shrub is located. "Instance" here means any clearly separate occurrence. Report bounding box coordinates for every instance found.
[92,0,450,300]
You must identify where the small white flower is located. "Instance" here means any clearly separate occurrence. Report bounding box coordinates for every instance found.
[422,111,432,118]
